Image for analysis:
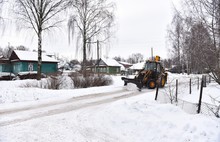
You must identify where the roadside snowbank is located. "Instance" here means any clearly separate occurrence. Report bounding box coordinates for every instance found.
[0,76,123,104]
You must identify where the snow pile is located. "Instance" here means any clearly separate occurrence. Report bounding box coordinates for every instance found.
[57,75,74,89]
[88,96,220,142]
[18,71,38,75]
[0,76,123,103]
[0,72,15,77]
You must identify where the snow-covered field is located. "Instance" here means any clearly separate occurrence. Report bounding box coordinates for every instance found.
[0,73,220,142]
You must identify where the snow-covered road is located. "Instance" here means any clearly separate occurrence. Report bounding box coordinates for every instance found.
[0,88,150,127]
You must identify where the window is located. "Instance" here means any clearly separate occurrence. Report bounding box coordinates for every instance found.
[103,68,106,72]
[28,63,33,71]
[116,68,119,73]
[157,64,161,73]
[144,62,157,71]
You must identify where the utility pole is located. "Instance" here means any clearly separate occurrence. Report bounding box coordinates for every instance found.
[151,47,154,60]
[97,40,100,76]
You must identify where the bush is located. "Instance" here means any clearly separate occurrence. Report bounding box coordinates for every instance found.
[21,73,111,89]
[20,75,74,90]
[69,73,112,88]
[20,77,60,89]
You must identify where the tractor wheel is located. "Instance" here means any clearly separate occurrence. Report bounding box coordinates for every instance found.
[147,79,156,89]
[160,77,166,87]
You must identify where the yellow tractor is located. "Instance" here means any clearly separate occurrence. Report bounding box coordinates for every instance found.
[121,56,167,90]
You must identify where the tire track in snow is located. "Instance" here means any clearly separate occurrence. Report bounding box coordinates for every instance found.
[0,89,151,127]
[0,89,126,115]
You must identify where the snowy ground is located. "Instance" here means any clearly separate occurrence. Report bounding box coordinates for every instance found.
[0,73,220,142]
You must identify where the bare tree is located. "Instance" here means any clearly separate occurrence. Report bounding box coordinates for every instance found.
[3,46,14,58]
[188,22,216,73]
[0,0,4,27]
[113,56,125,62]
[167,10,184,73]
[68,0,115,77]
[0,47,3,57]
[0,0,3,15]
[14,0,67,80]
[126,53,144,64]
[183,0,220,84]
[16,45,29,51]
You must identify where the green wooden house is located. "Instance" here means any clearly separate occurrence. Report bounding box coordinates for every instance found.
[10,50,58,74]
[90,58,121,74]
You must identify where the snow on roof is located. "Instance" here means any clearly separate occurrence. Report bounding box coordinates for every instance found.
[129,61,145,70]
[14,50,58,62]
[118,61,132,66]
[102,58,122,67]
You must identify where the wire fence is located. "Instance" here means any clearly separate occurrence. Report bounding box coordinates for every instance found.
[156,93,198,114]
[155,74,220,118]
[201,102,220,117]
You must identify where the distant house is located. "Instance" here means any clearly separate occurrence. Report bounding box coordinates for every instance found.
[118,61,133,75]
[89,58,121,74]
[9,50,58,74]
[118,61,132,69]
[129,61,145,74]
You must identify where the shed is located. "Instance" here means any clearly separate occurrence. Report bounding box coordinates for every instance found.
[10,50,58,74]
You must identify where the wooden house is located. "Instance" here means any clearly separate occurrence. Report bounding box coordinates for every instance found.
[9,50,58,74]
[129,61,145,74]
[90,58,121,74]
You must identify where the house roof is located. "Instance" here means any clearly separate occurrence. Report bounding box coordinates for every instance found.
[101,58,122,67]
[129,61,145,70]
[12,50,58,63]
[0,56,10,63]
[118,61,132,66]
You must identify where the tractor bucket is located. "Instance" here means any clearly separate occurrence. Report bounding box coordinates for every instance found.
[121,77,143,90]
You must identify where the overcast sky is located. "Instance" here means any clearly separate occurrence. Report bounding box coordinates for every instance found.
[0,0,180,60]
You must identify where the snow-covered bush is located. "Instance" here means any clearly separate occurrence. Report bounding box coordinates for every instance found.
[20,75,74,90]
[160,79,177,104]
[20,73,112,89]
[69,73,112,88]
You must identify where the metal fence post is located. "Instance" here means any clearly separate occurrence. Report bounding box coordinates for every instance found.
[203,75,207,87]
[198,77,204,113]
[176,79,178,102]
[209,75,211,83]
[155,84,159,101]
[189,78,192,94]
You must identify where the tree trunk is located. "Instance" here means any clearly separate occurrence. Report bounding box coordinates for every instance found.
[82,30,87,77]
[37,30,42,80]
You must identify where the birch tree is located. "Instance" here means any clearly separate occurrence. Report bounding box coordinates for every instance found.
[14,0,67,80]
[188,22,216,73]
[68,0,114,77]
[184,0,220,84]
[167,11,184,73]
